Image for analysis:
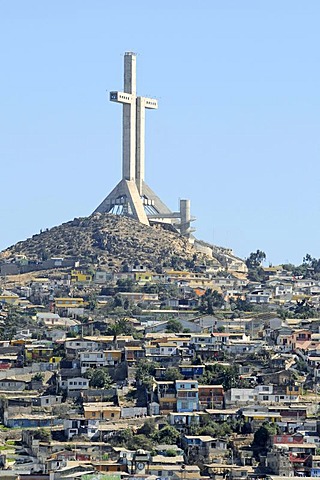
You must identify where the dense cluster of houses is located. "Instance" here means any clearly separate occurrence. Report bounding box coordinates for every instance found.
[1,260,320,312]
[1,260,320,480]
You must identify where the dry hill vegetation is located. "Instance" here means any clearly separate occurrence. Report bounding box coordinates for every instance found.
[1,213,211,272]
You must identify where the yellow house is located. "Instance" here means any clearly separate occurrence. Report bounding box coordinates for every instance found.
[0,295,19,305]
[243,412,281,423]
[54,297,86,309]
[134,271,154,283]
[165,270,191,279]
[286,385,302,396]
[83,402,121,420]
[71,270,93,283]
[49,356,62,365]
[25,345,53,362]
[105,350,122,365]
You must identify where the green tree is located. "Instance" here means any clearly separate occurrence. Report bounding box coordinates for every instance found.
[156,425,180,444]
[246,250,266,269]
[231,297,253,312]
[135,359,159,389]
[137,418,157,436]
[245,250,267,282]
[165,319,183,333]
[87,293,97,311]
[112,428,133,446]
[143,283,160,294]
[107,317,134,338]
[84,368,112,389]
[252,422,278,453]
[293,298,315,318]
[198,363,239,390]
[127,434,154,451]
[163,367,183,381]
[117,278,136,292]
[33,428,51,442]
[198,421,232,437]
[31,372,45,382]
[199,289,225,314]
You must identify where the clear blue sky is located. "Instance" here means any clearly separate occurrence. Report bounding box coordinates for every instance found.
[1,1,319,265]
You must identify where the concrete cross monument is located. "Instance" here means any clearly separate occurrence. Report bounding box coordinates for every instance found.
[94,52,195,238]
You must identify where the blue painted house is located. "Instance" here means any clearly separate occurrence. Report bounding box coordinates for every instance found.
[179,364,205,379]
[176,380,199,412]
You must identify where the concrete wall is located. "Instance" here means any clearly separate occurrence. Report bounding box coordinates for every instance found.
[0,362,58,380]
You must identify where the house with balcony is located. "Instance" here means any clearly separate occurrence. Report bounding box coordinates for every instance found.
[80,351,108,373]
[54,297,86,311]
[191,333,229,352]
[124,346,144,364]
[271,433,317,475]
[255,384,301,403]
[64,339,99,358]
[198,384,224,409]
[155,380,177,414]
[176,380,199,412]
[246,289,272,304]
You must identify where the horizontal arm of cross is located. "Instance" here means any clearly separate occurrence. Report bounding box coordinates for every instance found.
[110,91,134,104]
[139,96,158,110]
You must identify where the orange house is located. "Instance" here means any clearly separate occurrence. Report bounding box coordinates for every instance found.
[83,402,121,421]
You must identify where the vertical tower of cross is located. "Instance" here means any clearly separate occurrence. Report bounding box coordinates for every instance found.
[110,52,158,193]
[110,52,136,182]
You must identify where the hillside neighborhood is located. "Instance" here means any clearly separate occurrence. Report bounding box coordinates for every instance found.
[1,233,320,480]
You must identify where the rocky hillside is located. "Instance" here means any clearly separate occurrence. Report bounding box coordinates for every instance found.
[1,213,216,272]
